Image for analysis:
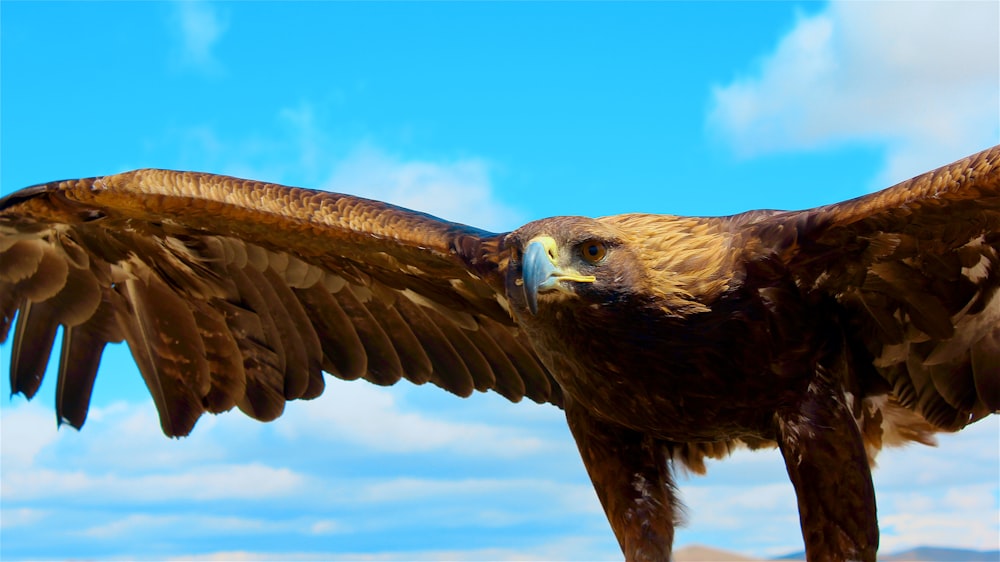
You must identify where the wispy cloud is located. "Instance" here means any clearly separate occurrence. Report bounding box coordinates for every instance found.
[170,1,228,74]
[0,507,47,530]
[323,144,522,233]
[878,485,1000,552]
[275,102,524,232]
[159,101,527,232]
[708,0,999,187]
[81,513,272,540]
[0,400,63,469]
[356,477,597,514]
[166,536,622,562]
[3,464,305,503]
[0,388,608,557]
[272,383,552,456]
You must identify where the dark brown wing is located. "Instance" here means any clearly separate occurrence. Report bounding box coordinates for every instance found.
[0,170,560,437]
[755,145,1000,431]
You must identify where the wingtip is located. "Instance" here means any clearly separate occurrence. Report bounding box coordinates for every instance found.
[1,180,67,209]
[0,177,104,211]
[56,414,85,432]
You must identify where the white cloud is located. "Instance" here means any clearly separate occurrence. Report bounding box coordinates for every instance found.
[324,143,522,233]
[879,490,1000,553]
[0,400,63,469]
[166,536,623,562]
[308,519,341,535]
[356,477,599,514]
[709,0,999,187]
[679,480,803,556]
[870,418,1000,553]
[273,383,548,456]
[165,102,526,233]
[0,388,559,506]
[170,1,228,73]
[0,507,47,529]
[0,390,615,557]
[2,387,995,559]
[671,418,999,557]
[271,103,524,232]
[2,463,305,503]
[81,513,270,540]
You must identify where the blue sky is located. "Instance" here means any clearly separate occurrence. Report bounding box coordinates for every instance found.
[1,2,998,560]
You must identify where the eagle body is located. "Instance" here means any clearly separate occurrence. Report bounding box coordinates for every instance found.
[2,147,999,562]
[505,215,858,441]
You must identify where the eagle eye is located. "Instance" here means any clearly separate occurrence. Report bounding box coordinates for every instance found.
[579,239,608,264]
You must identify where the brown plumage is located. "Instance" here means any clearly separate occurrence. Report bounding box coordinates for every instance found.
[2,146,998,562]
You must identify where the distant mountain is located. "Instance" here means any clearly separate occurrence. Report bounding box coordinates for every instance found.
[673,545,762,561]
[772,546,999,562]
[879,546,1000,561]
[771,552,805,561]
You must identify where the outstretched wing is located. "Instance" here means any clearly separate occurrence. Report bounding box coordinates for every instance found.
[0,170,560,437]
[758,145,1000,431]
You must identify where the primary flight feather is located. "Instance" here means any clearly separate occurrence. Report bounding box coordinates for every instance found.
[2,146,998,562]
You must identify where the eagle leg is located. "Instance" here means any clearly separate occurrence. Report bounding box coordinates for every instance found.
[565,398,679,562]
[775,372,878,562]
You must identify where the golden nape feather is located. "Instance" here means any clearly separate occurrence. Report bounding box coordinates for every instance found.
[2,146,999,562]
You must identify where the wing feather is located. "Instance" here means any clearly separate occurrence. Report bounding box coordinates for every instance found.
[124,273,213,435]
[294,282,369,380]
[482,322,557,404]
[244,266,311,398]
[756,145,1000,433]
[362,293,435,385]
[261,268,324,395]
[187,300,246,414]
[55,295,124,427]
[424,307,496,393]
[394,296,476,397]
[464,324,525,401]
[972,324,1000,407]
[11,300,60,398]
[334,284,405,386]
[0,170,561,437]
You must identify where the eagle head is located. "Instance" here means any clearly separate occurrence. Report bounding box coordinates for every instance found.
[503,216,645,321]
[502,213,743,327]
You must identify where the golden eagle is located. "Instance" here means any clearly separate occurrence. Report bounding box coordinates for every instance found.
[2,146,998,562]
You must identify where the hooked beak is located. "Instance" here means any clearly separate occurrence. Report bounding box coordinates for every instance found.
[522,236,596,315]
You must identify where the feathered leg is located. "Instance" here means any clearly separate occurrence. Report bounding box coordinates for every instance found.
[565,397,679,562]
[776,372,878,562]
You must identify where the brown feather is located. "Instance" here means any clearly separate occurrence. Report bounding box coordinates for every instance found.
[55,325,106,429]
[261,267,325,398]
[464,323,525,401]
[483,322,556,404]
[11,300,59,399]
[0,239,45,282]
[0,281,18,343]
[394,295,475,397]
[363,293,435,385]
[209,297,285,422]
[121,274,209,436]
[244,265,311,398]
[426,310,496,393]
[293,283,368,380]
[14,243,69,302]
[334,283,405,386]
[187,300,246,414]
[972,324,1000,409]
[54,294,124,429]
